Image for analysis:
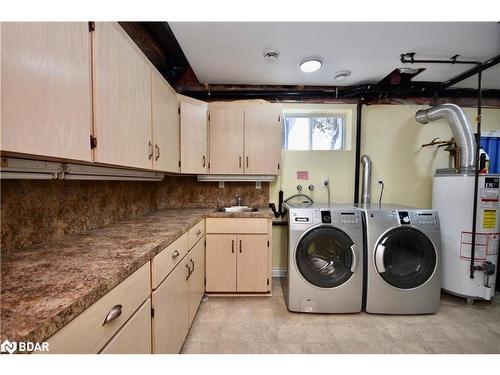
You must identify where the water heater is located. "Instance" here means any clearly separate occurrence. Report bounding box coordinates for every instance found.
[433,173,500,301]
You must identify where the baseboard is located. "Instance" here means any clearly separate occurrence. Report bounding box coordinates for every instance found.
[272,267,285,278]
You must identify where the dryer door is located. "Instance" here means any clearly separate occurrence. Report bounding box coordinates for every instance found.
[295,226,356,289]
[374,227,437,289]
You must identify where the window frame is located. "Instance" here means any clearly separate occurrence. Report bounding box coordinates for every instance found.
[283,113,346,151]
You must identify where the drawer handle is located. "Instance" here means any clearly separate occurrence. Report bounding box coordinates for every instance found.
[103,304,122,326]
[196,229,201,235]
[172,250,180,259]
[239,240,242,253]
[232,240,235,253]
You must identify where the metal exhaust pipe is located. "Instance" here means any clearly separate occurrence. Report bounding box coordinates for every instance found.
[415,103,476,173]
[360,155,372,205]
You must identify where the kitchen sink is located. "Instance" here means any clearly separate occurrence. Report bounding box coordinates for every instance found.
[215,206,258,213]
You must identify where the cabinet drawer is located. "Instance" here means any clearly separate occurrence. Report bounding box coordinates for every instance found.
[152,232,188,289]
[188,219,205,249]
[46,262,150,354]
[206,218,268,234]
[100,298,152,354]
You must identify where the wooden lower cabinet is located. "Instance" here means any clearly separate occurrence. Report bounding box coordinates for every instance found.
[206,231,270,293]
[100,299,152,354]
[152,220,207,353]
[237,234,269,292]
[152,257,190,354]
[206,234,237,292]
[188,237,205,327]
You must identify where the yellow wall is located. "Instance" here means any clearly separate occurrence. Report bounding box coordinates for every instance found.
[270,103,500,269]
[360,105,500,208]
[270,104,357,206]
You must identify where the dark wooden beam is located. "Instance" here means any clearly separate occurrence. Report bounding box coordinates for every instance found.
[119,22,199,86]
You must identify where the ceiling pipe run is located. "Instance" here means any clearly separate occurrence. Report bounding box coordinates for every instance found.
[415,103,476,173]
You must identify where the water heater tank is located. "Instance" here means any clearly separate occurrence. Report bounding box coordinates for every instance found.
[433,174,500,300]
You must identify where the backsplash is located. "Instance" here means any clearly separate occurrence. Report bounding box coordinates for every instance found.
[156,176,269,209]
[0,176,269,252]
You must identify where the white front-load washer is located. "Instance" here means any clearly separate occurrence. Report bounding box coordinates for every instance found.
[360,204,441,314]
[282,204,364,313]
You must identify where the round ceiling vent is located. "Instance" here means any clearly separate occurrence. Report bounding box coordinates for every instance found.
[264,49,280,63]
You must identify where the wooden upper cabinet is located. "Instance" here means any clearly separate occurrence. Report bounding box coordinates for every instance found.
[152,70,179,173]
[93,22,152,170]
[208,106,244,174]
[244,105,283,175]
[1,22,92,161]
[179,96,207,174]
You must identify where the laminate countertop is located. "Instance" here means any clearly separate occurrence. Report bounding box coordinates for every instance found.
[0,208,274,344]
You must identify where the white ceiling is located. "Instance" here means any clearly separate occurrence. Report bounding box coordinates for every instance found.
[169,22,500,89]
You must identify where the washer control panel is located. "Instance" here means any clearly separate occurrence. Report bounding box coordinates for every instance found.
[411,210,439,226]
[321,210,332,223]
[291,210,313,224]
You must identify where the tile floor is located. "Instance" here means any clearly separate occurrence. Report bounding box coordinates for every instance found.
[181,278,500,354]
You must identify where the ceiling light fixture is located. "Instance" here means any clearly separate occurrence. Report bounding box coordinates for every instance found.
[334,69,352,81]
[299,58,322,73]
[264,49,279,63]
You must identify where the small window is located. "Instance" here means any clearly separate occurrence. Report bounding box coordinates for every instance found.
[284,115,345,150]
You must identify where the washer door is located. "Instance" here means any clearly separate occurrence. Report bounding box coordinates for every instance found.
[374,227,437,289]
[295,226,356,289]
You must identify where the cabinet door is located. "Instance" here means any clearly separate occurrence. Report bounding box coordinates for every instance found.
[1,22,92,161]
[244,105,283,175]
[152,69,179,172]
[152,259,189,354]
[100,299,152,354]
[205,234,237,292]
[188,237,205,327]
[93,22,152,170]
[180,99,207,174]
[237,234,269,292]
[208,107,244,174]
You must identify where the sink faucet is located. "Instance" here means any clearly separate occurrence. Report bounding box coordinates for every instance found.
[235,194,242,206]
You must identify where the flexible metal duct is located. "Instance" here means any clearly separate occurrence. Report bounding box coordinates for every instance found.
[360,155,372,205]
[415,103,476,173]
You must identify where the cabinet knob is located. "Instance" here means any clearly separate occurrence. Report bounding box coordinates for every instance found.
[190,259,195,273]
[196,229,201,235]
[202,155,206,168]
[232,240,234,253]
[239,156,242,169]
[239,240,242,253]
[172,250,180,259]
[103,304,122,325]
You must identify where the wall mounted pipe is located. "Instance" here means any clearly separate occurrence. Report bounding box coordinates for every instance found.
[353,103,363,204]
[360,155,372,205]
[415,103,476,173]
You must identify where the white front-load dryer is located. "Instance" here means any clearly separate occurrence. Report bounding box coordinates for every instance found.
[360,204,441,314]
[282,204,364,313]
